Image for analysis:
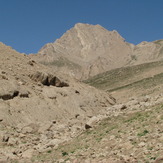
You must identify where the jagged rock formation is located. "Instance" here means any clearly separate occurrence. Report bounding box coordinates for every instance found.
[31,23,163,80]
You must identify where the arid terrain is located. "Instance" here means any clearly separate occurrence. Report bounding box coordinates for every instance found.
[0,42,115,162]
[0,23,163,163]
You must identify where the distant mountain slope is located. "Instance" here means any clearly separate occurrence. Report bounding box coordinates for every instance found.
[84,60,163,102]
[31,23,163,80]
[131,40,163,65]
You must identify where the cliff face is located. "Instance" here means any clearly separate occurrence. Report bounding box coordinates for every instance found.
[32,23,163,80]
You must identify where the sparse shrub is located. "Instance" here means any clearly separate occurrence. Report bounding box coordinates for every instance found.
[47,150,52,153]
[62,151,68,156]
[137,129,149,137]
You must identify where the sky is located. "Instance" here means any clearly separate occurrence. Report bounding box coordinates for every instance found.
[0,0,163,54]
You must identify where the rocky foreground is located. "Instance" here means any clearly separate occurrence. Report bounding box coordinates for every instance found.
[0,92,163,162]
[32,94,163,163]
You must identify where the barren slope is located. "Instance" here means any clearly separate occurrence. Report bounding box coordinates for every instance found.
[85,60,163,102]
[0,42,115,161]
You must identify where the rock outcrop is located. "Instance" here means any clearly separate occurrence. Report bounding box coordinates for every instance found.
[30,71,69,87]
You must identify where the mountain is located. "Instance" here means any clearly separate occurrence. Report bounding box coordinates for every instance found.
[31,23,133,79]
[31,23,163,80]
[0,42,115,161]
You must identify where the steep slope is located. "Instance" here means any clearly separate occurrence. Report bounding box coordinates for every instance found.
[31,23,163,80]
[31,23,133,79]
[0,42,115,161]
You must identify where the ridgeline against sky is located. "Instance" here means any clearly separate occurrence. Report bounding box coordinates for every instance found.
[0,0,163,54]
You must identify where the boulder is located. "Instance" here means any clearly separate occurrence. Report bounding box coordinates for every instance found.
[21,126,33,134]
[7,138,18,146]
[2,135,9,142]
[0,80,19,100]
[21,149,34,159]
[85,116,100,129]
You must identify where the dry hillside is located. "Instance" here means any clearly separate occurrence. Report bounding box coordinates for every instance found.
[84,60,163,103]
[0,42,115,162]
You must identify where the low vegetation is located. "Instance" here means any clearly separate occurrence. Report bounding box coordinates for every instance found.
[84,60,163,93]
[32,104,163,162]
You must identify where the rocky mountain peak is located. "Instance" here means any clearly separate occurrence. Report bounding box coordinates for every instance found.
[31,23,163,80]
[35,23,132,79]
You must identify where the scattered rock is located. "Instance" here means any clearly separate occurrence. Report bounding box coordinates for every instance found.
[7,138,18,146]
[85,116,100,129]
[0,80,19,100]
[138,142,146,147]
[21,149,34,159]
[28,60,35,66]
[2,135,9,142]
[19,89,29,98]
[21,126,33,134]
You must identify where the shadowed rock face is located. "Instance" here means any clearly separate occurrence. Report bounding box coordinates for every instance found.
[30,71,69,87]
[31,23,163,80]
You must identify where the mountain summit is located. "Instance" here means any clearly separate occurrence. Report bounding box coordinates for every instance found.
[32,23,132,79]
